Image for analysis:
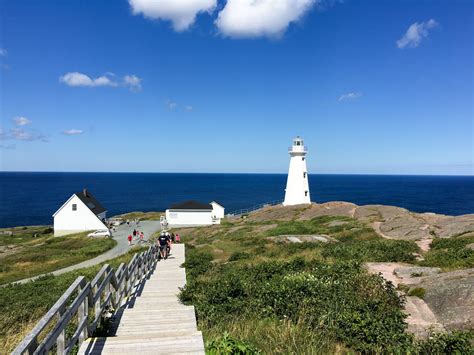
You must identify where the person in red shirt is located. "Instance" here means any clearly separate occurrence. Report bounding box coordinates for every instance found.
[140,231,144,243]
[128,234,132,246]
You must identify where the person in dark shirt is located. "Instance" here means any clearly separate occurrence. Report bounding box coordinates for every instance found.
[158,232,170,259]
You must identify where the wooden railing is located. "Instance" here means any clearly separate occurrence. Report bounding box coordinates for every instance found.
[13,245,159,355]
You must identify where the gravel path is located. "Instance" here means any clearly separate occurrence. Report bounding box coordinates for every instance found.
[12,221,162,285]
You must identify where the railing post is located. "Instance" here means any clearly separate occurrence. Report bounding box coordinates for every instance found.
[56,308,65,354]
[94,284,101,328]
[78,284,88,345]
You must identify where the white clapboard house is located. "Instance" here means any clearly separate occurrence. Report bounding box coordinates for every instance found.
[53,189,108,236]
[165,201,225,227]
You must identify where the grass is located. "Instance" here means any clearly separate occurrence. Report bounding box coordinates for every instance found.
[408,287,426,299]
[418,233,474,270]
[175,215,473,353]
[0,226,116,284]
[0,246,147,353]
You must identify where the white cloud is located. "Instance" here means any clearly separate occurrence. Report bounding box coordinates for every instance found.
[59,72,118,87]
[166,99,178,110]
[338,92,362,101]
[123,75,142,91]
[9,128,48,142]
[13,116,32,126]
[397,19,438,49]
[63,129,83,135]
[0,48,7,57]
[185,105,193,111]
[215,0,317,38]
[129,0,217,31]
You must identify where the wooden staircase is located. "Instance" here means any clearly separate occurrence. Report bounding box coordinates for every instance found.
[78,244,204,354]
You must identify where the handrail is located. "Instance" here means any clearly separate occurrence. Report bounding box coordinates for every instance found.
[13,244,159,355]
[227,199,284,217]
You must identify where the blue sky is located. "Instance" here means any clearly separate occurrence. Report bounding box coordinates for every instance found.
[0,0,472,174]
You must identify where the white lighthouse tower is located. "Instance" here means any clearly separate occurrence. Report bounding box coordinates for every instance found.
[283,136,311,206]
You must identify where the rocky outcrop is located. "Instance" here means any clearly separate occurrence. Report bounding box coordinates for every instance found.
[244,203,474,241]
[418,268,474,331]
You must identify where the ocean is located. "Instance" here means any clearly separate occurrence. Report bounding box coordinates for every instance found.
[0,172,473,228]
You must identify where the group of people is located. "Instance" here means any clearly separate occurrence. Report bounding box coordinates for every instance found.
[157,231,180,259]
[127,228,144,245]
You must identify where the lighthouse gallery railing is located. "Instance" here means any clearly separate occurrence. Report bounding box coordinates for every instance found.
[13,245,159,355]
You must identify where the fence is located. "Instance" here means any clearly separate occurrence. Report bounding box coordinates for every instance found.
[13,245,159,355]
[227,199,283,217]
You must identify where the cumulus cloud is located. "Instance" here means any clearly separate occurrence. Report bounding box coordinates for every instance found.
[63,129,83,135]
[397,19,438,49]
[123,75,142,91]
[60,72,143,91]
[215,0,317,38]
[129,0,217,31]
[338,92,362,101]
[166,99,178,110]
[13,116,32,126]
[185,105,193,111]
[0,48,7,57]
[59,72,118,87]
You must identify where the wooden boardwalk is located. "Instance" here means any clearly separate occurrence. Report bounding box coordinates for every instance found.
[78,244,204,354]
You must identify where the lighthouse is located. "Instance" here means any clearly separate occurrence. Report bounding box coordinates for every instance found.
[283,136,311,206]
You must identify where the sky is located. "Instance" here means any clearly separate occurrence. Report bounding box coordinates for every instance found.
[0,0,472,175]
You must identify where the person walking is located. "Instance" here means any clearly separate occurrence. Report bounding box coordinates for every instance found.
[127,234,132,246]
[175,233,181,243]
[139,231,144,243]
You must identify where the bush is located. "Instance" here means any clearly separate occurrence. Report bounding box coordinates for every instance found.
[181,258,411,352]
[321,239,418,263]
[420,235,474,270]
[408,287,426,299]
[206,332,260,354]
[228,252,250,262]
[414,330,473,354]
[181,247,214,280]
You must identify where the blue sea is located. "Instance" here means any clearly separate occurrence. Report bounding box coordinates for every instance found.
[0,172,473,228]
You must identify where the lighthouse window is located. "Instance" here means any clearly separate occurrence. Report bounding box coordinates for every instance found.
[302,157,305,161]
[303,172,306,178]
[305,191,308,197]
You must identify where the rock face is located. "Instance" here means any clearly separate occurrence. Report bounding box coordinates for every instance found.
[366,263,473,336]
[245,203,474,241]
[419,268,474,331]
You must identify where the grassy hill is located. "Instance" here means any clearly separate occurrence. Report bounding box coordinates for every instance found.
[174,208,473,353]
[0,225,116,284]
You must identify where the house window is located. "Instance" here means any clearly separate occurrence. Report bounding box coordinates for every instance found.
[72,204,77,211]
[303,172,306,178]
[305,191,308,197]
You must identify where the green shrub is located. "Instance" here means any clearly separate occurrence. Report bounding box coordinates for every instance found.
[414,330,473,354]
[181,247,214,280]
[206,332,261,354]
[408,287,426,299]
[321,239,418,263]
[420,235,474,270]
[228,251,250,262]
[181,258,411,352]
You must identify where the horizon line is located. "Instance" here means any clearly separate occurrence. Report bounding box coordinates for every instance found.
[0,170,473,177]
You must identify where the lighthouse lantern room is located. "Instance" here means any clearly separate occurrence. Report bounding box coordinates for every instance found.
[283,136,311,206]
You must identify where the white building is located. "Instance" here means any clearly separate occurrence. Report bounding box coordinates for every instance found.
[283,136,311,206]
[165,200,225,227]
[53,189,108,236]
